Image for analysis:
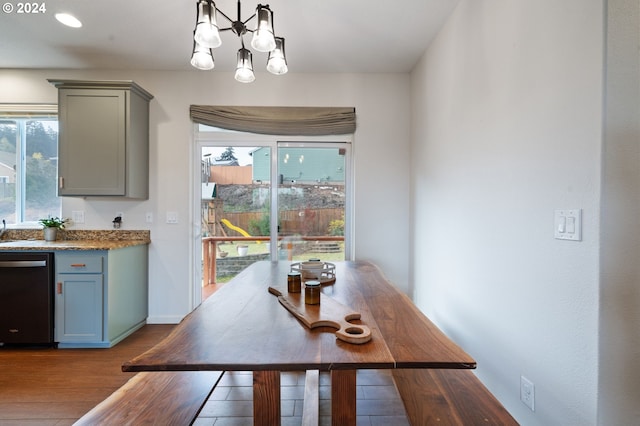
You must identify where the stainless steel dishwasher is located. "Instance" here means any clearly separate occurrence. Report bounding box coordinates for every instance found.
[0,252,55,346]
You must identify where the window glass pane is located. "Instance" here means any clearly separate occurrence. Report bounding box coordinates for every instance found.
[277,146,346,262]
[0,120,17,222]
[202,146,270,284]
[0,117,60,224]
[24,120,59,221]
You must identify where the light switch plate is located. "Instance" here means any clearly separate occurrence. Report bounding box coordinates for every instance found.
[554,209,582,241]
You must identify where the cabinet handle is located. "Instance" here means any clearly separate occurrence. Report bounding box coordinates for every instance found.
[70,263,86,268]
[59,176,64,189]
[57,282,62,294]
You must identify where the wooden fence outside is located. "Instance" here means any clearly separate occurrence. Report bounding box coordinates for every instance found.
[219,208,343,237]
[209,166,253,184]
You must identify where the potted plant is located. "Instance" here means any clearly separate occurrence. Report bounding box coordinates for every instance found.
[38,216,68,241]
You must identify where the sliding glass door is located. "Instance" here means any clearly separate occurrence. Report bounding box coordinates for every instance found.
[195,127,351,305]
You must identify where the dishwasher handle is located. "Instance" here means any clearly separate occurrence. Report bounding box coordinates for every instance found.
[0,260,47,268]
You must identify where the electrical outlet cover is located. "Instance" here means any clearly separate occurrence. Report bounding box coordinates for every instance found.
[520,376,535,411]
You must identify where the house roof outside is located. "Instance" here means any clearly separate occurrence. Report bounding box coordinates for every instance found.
[252,147,346,184]
[212,159,239,166]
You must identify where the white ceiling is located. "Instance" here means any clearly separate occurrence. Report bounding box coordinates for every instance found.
[0,0,459,73]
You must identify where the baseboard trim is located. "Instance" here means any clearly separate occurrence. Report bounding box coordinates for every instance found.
[146,315,184,324]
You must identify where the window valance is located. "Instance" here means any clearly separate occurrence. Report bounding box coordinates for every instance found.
[189,105,356,136]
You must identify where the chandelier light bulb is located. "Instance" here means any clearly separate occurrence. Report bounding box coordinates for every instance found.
[235,48,256,83]
[191,53,214,70]
[250,4,276,52]
[194,0,222,48]
[266,37,288,75]
[191,39,215,70]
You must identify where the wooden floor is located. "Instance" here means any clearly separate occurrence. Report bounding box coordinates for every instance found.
[0,324,175,425]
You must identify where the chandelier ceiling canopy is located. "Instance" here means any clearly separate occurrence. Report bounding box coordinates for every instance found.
[191,0,288,83]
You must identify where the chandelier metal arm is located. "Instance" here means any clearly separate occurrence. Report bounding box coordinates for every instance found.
[241,14,257,27]
[214,6,233,25]
[217,25,255,34]
[212,1,256,36]
[213,2,257,26]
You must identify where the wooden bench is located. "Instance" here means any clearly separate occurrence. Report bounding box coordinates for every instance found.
[352,263,518,425]
[297,368,517,426]
[393,368,518,425]
[73,371,223,425]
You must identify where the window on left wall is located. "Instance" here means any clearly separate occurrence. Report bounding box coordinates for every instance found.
[0,106,60,225]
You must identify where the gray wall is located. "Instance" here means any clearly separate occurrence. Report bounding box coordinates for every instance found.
[410,0,604,424]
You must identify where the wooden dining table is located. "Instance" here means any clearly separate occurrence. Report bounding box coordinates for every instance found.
[122,260,476,425]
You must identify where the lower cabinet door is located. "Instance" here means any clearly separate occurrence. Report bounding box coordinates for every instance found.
[55,273,103,343]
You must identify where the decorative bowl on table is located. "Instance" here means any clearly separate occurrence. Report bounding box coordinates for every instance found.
[290,261,336,284]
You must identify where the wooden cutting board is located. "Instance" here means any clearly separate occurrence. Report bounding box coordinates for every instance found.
[268,287,371,344]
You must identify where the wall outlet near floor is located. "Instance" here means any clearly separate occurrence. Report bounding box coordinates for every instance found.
[145,212,153,223]
[520,375,535,411]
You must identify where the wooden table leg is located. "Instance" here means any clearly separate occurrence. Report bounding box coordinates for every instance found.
[331,369,356,426]
[253,370,280,426]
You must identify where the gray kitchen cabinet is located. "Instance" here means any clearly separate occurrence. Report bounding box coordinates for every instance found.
[48,79,153,199]
[55,246,148,348]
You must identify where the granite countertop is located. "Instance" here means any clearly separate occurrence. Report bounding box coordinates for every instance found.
[0,230,150,251]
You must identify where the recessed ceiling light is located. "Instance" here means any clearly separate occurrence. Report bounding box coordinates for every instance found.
[55,13,82,28]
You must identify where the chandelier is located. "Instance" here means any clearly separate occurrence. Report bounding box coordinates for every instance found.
[190,0,288,83]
